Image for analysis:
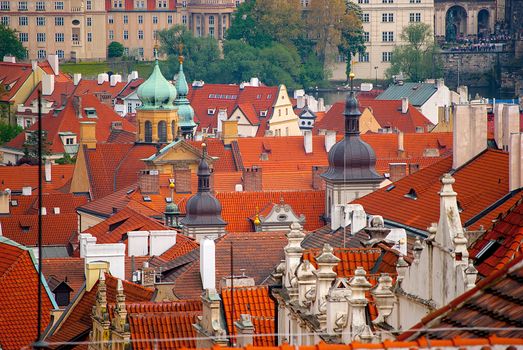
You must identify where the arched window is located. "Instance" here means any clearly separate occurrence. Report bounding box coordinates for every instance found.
[158,121,167,143]
[144,120,152,143]
[171,120,176,139]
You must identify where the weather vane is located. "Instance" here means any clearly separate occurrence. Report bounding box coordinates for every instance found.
[178,43,184,64]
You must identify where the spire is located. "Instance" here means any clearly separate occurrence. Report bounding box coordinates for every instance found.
[174,42,196,137]
[197,143,211,192]
[344,72,360,136]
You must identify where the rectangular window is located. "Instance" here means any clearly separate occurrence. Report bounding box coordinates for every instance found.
[209,16,215,25]
[38,50,46,59]
[382,52,393,62]
[19,32,28,42]
[123,30,128,40]
[138,15,143,24]
[362,13,369,23]
[108,30,114,40]
[55,1,64,10]
[87,32,92,42]
[153,16,158,24]
[382,0,393,3]
[363,31,370,42]
[86,17,91,26]
[1,16,9,26]
[37,33,46,42]
[72,32,79,41]
[124,47,129,56]
[86,0,92,9]
[138,47,144,57]
[382,13,394,22]
[209,27,214,37]
[168,15,172,24]
[182,15,187,25]
[0,1,10,10]
[19,16,27,26]
[182,0,186,7]
[36,17,45,26]
[153,30,158,39]
[358,52,369,62]
[18,1,28,10]
[56,50,64,59]
[35,1,45,10]
[157,0,166,8]
[108,16,114,24]
[55,17,64,26]
[382,31,394,42]
[410,13,421,22]
[55,33,64,42]
[138,30,143,40]
[357,0,369,3]
[123,15,128,24]
[410,0,421,3]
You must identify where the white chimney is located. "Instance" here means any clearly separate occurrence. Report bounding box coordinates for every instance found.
[217,109,228,133]
[53,207,60,214]
[97,73,109,85]
[22,186,32,196]
[249,77,260,87]
[110,74,122,87]
[79,233,97,258]
[84,242,126,280]
[325,130,336,152]
[457,86,469,103]
[493,103,504,149]
[47,54,60,75]
[200,236,216,290]
[318,98,325,112]
[435,78,445,89]
[31,60,37,72]
[235,184,243,192]
[73,73,82,86]
[41,207,47,215]
[509,133,523,192]
[304,130,313,154]
[297,96,305,109]
[452,104,487,169]
[502,104,520,152]
[149,230,176,256]
[42,74,55,96]
[128,231,150,257]
[3,56,16,63]
[127,71,139,82]
[398,131,405,152]
[45,159,52,182]
[401,97,408,114]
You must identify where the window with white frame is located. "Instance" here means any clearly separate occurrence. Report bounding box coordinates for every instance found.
[55,1,64,10]
[382,52,393,62]
[65,137,75,145]
[153,30,158,39]
[382,13,394,22]
[123,30,128,40]
[18,1,28,10]
[19,16,28,25]
[358,52,369,62]
[168,15,172,24]
[124,47,129,56]
[55,33,64,42]
[153,16,158,24]
[36,17,45,26]
[382,0,393,3]
[86,0,92,9]
[38,50,46,59]
[0,1,9,10]
[123,15,128,24]
[209,27,214,37]
[382,31,394,42]
[363,31,369,42]
[1,16,9,26]
[56,49,64,59]
[182,15,187,25]
[37,33,46,42]
[138,47,144,57]
[86,17,91,26]
[409,13,421,22]
[87,32,92,42]
[362,13,369,22]
[138,30,143,40]
[19,32,28,41]
[138,15,143,24]
[36,1,45,10]
[55,17,64,26]
[157,0,166,8]
[209,16,215,25]
[108,16,113,24]
[108,30,114,40]
[72,32,79,41]
[358,0,369,3]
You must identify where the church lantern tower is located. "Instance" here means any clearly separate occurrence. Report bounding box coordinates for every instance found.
[136,46,179,143]
[174,51,197,139]
[321,73,383,219]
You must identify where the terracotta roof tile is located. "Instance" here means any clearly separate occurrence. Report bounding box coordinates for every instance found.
[302,248,382,277]
[0,238,55,350]
[159,234,199,261]
[23,81,75,109]
[73,79,127,99]
[0,62,33,102]
[42,257,85,294]
[0,164,74,192]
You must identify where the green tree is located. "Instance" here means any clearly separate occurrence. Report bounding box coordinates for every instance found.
[19,130,52,165]
[386,23,442,82]
[108,41,125,58]
[0,122,22,144]
[0,24,26,60]
[338,2,366,80]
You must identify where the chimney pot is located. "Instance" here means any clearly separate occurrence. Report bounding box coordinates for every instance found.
[73,73,82,86]
[200,236,216,290]
[304,130,313,154]
[401,98,408,114]
[45,160,52,182]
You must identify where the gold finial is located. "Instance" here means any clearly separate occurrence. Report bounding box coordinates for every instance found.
[178,43,184,65]
[253,206,261,226]
[153,38,160,60]
[169,182,175,189]
[349,72,355,91]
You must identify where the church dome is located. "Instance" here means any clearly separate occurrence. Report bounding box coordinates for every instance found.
[174,60,196,133]
[165,202,179,214]
[137,58,177,110]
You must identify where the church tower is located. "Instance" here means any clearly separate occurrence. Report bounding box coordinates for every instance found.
[136,47,179,143]
[174,52,197,139]
[321,74,383,220]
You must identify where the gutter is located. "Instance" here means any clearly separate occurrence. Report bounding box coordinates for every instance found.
[268,284,282,346]
[383,219,429,238]
[463,188,522,228]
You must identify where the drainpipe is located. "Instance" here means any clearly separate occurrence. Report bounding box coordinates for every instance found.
[268,284,282,346]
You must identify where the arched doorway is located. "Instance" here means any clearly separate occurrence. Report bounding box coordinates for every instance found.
[478,9,490,38]
[446,5,468,41]
[158,121,167,143]
[144,121,152,143]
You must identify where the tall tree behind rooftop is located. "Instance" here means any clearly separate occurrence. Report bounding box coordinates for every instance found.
[0,24,26,60]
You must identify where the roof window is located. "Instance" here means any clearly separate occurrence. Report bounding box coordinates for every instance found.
[404,188,418,200]
[386,185,395,192]
[143,195,151,202]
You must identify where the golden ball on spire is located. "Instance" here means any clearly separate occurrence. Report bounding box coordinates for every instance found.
[169,182,175,189]
[349,72,355,80]
[202,142,206,148]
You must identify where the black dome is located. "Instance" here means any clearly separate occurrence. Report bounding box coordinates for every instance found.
[182,192,226,226]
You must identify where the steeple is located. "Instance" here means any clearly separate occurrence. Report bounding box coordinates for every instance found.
[174,44,197,139]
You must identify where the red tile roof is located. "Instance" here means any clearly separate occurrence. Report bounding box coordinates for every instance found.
[222,285,275,346]
[73,79,127,99]
[6,94,136,155]
[0,238,55,350]
[316,100,433,134]
[354,150,511,231]
[302,248,382,277]
[159,234,199,262]
[8,192,87,215]
[23,81,75,109]
[0,62,33,102]
[0,164,75,192]
[470,196,523,277]
[42,257,85,294]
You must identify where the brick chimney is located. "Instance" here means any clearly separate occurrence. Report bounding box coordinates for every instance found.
[242,166,262,192]
[312,165,328,190]
[174,168,191,193]
[138,170,159,194]
[389,163,407,182]
[79,121,97,149]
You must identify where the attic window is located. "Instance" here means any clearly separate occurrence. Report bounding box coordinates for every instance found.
[475,239,501,264]
[21,225,30,232]
[260,152,269,161]
[386,185,395,192]
[207,108,215,115]
[10,200,18,206]
[256,94,261,99]
[109,218,128,232]
[416,126,424,133]
[143,195,152,202]
[267,94,272,99]
[260,110,268,117]
[126,189,135,195]
[457,201,464,213]
[165,197,172,203]
[404,188,418,200]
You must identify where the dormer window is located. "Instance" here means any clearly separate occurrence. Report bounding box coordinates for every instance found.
[259,110,268,117]
[404,188,418,200]
[207,108,216,115]
[65,137,74,145]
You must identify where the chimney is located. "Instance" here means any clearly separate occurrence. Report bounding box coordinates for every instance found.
[97,73,109,85]
[22,186,32,196]
[53,207,60,214]
[435,78,445,89]
[242,166,262,192]
[249,77,260,87]
[42,74,55,96]
[452,104,487,169]
[47,54,60,75]
[84,242,126,280]
[73,96,82,118]
[304,130,313,154]
[127,231,150,257]
[127,71,138,82]
[493,103,504,149]
[509,133,523,192]
[138,170,160,194]
[389,163,407,182]
[235,315,255,347]
[297,96,305,109]
[457,86,469,103]
[79,233,97,258]
[318,98,325,112]
[173,168,191,193]
[502,104,520,152]
[325,130,336,152]
[398,131,405,157]
[110,74,122,87]
[41,207,47,215]
[0,190,10,215]
[409,163,420,175]
[401,97,408,114]
[45,159,52,182]
[85,261,109,292]
[31,60,37,72]
[79,121,97,149]
[73,73,82,86]
[221,119,238,145]
[149,230,177,256]
[312,165,328,190]
[200,236,216,290]
[141,261,155,287]
[3,55,16,63]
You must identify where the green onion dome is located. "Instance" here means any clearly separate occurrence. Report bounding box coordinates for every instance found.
[137,54,177,110]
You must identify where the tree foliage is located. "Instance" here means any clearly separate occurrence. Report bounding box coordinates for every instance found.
[0,122,22,145]
[19,130,52,165]
[338,2,366,79]
[386,23,442,82]
[0,24,26,60]
[108,41,125,58]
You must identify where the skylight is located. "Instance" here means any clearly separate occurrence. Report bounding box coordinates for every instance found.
[404,188,418,200]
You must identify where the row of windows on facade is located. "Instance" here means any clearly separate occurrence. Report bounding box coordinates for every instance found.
[107,13,227,25]
[17,32,92,43]
[361,12,422,23]
[356,51,393,62]
[143,120,175,143]
[112,0,167,9]
[1,16,94,26]
[358,0,421,3]
[0,0,94,11]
